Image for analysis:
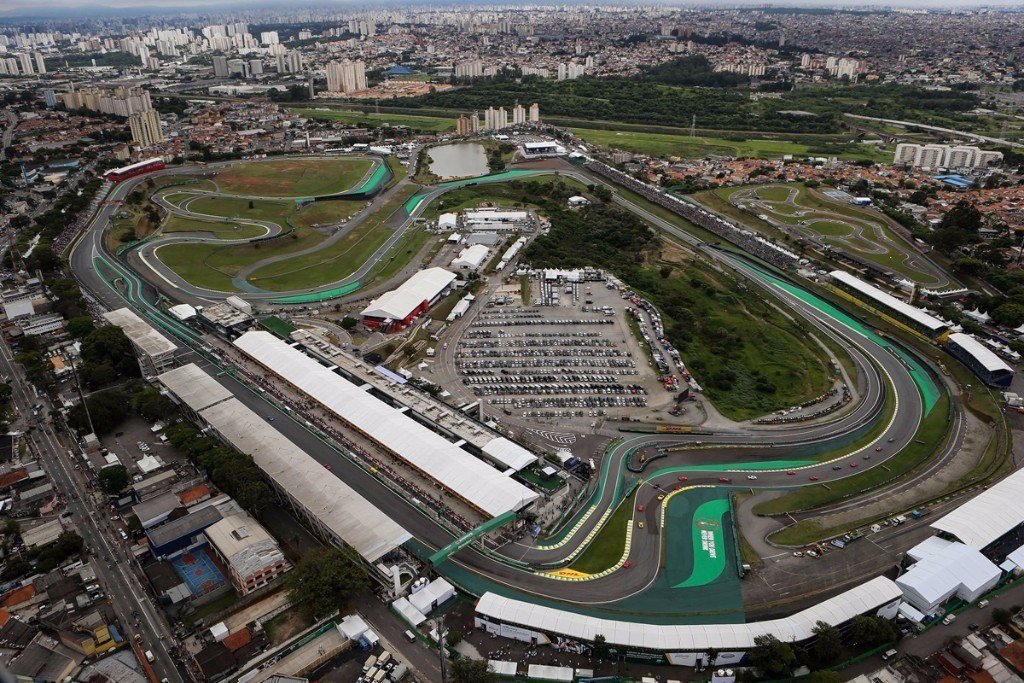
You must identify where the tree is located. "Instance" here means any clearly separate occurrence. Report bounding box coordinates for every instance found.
[287,547,368,619]
[591,634,610,659]
[98,464,129,494]
[132,387,176,422]
[66,316,96,340]
[451,658,497,683]
[848,615,897,648]
[811,620,842,666]
[340,316,357,330]
[81,325,140,380]
[993,607,1012,627]
[749,634,796,678]
[991,302,1024,328]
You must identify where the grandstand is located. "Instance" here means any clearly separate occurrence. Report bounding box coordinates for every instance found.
[944,333,1014,388]
[232,331,539,519]
[827,270,949,340]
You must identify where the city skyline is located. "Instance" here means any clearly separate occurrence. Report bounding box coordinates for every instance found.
[2,0,1023,19]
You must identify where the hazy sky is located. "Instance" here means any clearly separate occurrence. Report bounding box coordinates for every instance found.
[1,0,1021,18]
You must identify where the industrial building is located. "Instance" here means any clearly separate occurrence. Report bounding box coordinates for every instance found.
[360,267,457,332]
[204,511,292,596]
[826,270,949,339]
[462,209,531,233]
[944,332,1015,388]
[232,331,539,518]
[450,244,490,271]
[102,307,179,377]
[158,363,412,563]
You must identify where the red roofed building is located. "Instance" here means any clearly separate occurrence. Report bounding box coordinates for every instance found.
[0,585,35,609]
[178,484,212,507]
[221,627,251,652]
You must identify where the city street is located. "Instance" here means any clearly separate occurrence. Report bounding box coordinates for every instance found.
[0,336,183,682]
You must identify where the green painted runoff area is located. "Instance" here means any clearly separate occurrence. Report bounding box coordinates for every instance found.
[671,496,729,589]
[269,281,362,304]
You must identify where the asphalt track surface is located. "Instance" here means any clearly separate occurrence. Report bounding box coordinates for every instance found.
[67,156,963,616]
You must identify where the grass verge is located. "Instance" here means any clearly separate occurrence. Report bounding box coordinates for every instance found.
[567,495,635,574]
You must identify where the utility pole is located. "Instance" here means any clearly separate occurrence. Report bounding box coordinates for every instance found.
[690,113,696,139]
[433,616,448,683]
[69,357,96,437]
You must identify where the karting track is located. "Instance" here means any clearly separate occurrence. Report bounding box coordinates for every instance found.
[67,156,962,622]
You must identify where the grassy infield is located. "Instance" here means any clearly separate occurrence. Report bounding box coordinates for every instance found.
[154,157,428,292]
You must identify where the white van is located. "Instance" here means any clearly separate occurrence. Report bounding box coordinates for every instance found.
[881,648,898,661]
[942,613,956,625]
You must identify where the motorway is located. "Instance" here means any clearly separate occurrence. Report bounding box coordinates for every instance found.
[0,333,181,681]
[57,151,966,617]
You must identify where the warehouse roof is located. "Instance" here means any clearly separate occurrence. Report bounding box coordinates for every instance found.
[475,576,901,650]
[103,307,178,357]
[829,270,946,332]
[451,244,490,270]
[947,333,1013,374]
[199,397,411,562]
[930,467,1024,549]
[148,505,222,551]
[159,363,234,413]
[233,332,539,518]
[360,267,456,321]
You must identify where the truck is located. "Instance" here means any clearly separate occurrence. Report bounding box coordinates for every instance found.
[145,650,155,663]
[390,663,409,682]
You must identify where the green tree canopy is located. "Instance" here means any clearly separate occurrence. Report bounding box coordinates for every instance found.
[287,547,368,619]
[811,620,842,667]
[750,634,796,678]
[98,464,129,494]
[451,658,497,683]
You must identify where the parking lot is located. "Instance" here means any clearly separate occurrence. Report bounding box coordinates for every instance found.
[439,271,677,432]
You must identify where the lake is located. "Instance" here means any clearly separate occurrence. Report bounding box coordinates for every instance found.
[428,143,489,180]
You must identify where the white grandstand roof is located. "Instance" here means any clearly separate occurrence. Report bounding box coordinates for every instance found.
[930,467,1024,549]
[481,437,537,472]
[233,332,539,518]
[947,333,1013,374]
[158,363,233,412]
[476,576,901,650]
[158,363,410,562]
[360,267,456,321]
[829,270,946,332]
[102,307,178,357]
[200,398,411,562]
